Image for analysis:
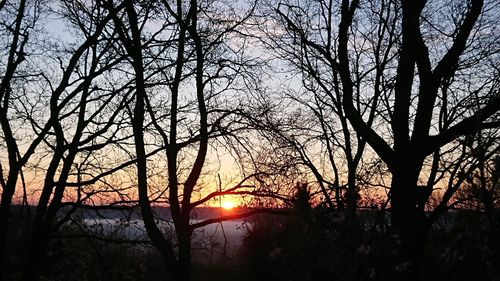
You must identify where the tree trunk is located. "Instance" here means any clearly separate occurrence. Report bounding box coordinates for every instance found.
[177,227,192,281]
[345,166,359,232]
[0,164,20,281]
[390,167,428,281]
[0,196,14,281]
[21,219,49,281]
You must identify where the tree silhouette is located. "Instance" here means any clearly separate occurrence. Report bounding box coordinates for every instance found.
[107,0,265,279]
[271,0,500,279]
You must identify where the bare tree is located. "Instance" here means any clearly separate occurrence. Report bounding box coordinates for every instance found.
[254,0,402,231]
[1,1,137,280]
[446,129,500,228]
[1,1,49,278]
[20,0,134,277]
[271,0,500,278]
[107,0,266,279]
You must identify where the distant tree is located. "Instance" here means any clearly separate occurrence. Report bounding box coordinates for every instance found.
[271,0,500,279]
[424,130,500,281]
[453,131,500,229]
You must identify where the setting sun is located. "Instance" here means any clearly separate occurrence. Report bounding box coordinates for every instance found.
[221,200,235,210]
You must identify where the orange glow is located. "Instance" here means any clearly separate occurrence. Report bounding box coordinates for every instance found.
[221,200,235,210]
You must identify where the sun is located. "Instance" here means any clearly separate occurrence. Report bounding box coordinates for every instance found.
[221,200,235,210]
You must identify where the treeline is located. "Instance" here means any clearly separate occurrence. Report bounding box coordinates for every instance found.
[3,193,499,281]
